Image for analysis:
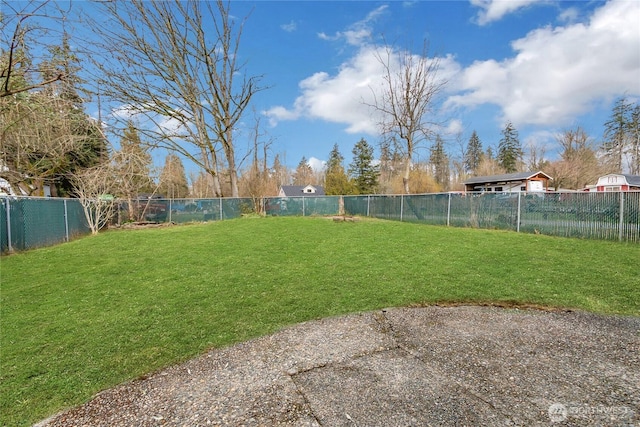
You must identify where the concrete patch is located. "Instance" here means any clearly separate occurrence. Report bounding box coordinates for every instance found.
[37,307,639,427]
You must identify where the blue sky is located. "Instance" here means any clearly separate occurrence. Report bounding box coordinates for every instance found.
[13,0,638,175]
[208,0,639,172]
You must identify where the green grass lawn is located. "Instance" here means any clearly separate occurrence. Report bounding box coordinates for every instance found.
[1,217,639,426]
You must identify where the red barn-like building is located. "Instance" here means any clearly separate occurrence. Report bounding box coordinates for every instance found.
[584,174,640,192]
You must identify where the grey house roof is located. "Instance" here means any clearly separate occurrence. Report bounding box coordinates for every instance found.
[463,171,552,185]
[620,174,640,187]
[279,185,326,197]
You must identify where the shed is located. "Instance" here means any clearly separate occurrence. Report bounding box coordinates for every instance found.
[464,171,551,192]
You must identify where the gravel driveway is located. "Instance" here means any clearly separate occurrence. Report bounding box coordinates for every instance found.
[36,306,639,426]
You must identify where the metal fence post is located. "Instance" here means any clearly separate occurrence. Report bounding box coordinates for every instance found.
[619,192,625,242]
[447,193,451,227]
[367,195,370,217]
[168,199,172,223]
[63,199,70,242]
[219,198,223,220]
[516,192,522,233]
[302,196,306,216]
[5,197,12,252]
[400,195,404,222]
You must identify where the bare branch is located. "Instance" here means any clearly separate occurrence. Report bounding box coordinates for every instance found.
[366,40,446,193]
[1,0,71,97]
[89,0,267,197]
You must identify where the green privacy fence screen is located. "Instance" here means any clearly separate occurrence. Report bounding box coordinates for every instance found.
[129,196,340,223]
[0,197,90,253]
[343,192,640,242]
[2,192,639,252]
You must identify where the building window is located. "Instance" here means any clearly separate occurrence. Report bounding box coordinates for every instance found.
[605,186,621,192]
[521,186,526,191]
[495,186,503,192]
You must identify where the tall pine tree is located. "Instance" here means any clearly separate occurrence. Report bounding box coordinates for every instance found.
[497,121,523,173]
[429,135,450,189]
[464,130,483,174]
[159,154,189,198]
[349,138,380,194]
[293,157,313,185]
[324,144,353,195]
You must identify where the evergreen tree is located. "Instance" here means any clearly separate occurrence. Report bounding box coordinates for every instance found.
[497,121,523,173]
[326,144,344,173]
[429,135,450,189]
[486,146,494,160]
[324,144,354,195]
[0,36,106,196]
[271,154,289,192]
[115,122,153,192]
[464,130,483,174]
[349,138,380,194]
[293,157,313,185]
[112,122,154,220]
[159,153,189,198]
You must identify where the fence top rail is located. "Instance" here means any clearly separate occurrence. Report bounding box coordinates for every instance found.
[0,195,79,201]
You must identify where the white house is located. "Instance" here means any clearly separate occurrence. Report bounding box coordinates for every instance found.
[278,185,325,197]
[0,178,16,196]
[584,174,640,192]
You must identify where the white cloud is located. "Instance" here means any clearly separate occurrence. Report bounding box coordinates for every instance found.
[281,20,297,32]
[447,0,640,127]
[265,45,460,135]
[111,103,143,120]
[110,103,192,137]
[317,5,388,46]
[157,116,188,135]
[264,105,300,127]
[308,157,326,172]
[265,46,384,134]
[445,119,464,136]
[557,7,580,24]
[470,0,543,25]
[265,45,458,135]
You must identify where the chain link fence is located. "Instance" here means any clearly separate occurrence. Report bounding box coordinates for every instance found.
[114,196,340,224]
[0,197,89,252]
[343,192,640,242]
[2,192,638,253]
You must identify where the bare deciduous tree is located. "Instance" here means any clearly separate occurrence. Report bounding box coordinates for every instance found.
[368,42,446,194]
[90,0,265,198]
[71,164,116,234]
[238,113,278,211]
[548,127,603,190]
[0,0,68,97]
[190,171,215,199]
[475,147,505,177]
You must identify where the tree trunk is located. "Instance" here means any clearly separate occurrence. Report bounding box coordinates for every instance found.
[403,159,411,194]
